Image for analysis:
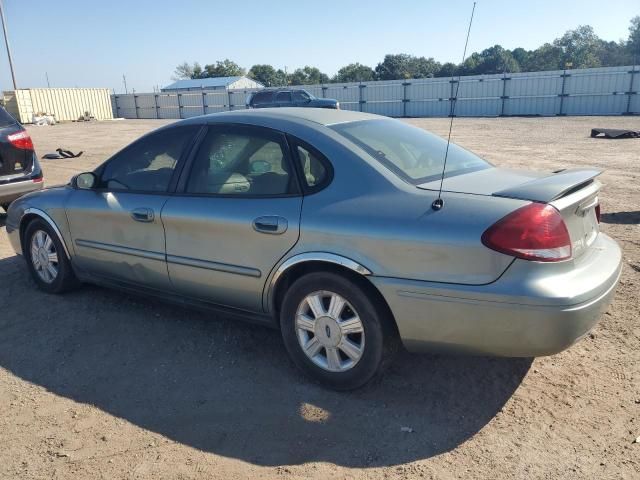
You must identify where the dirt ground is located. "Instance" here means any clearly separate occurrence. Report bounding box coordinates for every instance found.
[0,115,638,480]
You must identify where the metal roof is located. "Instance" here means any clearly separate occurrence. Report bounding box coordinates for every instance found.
[162,76,246,90]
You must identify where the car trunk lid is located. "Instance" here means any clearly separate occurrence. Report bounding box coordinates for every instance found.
[0,124,33,181]
[418,167,602,259]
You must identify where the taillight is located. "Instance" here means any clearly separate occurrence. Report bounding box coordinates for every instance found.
[481,203,572,262]
[7,130,34,150]
[595,204,601,224]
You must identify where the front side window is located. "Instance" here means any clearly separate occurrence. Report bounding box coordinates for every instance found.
[330,119,490,185]
[186,128,294,196]
[292,90,311,102]
[100,126,197,192]
[275,91,292,103]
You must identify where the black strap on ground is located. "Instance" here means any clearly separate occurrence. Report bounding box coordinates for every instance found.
[42,148,84,159]
[590,128,640,139]
[56,148,83,158]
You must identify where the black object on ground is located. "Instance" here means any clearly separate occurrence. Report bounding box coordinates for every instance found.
[590,128,639,139]
[42,148,83,159]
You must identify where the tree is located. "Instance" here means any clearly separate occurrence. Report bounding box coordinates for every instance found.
[599,40,630,67]
[374,54,441,80]
[248,64,287,86]
[202,59,245,78]
[525,43,564,71]
[461,45,520,75]
[436,62,457,77]
[553,25,602,68]
[628,16,640,61]
[193,64,202,78]
[511,48,530,70]
[334,63,375,83]
[289,66,329,85]
[173,16,640,86]
[173,61,197,80]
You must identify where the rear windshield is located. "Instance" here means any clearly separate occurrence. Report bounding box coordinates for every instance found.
[330,119,490,185]
[0,107,17,127]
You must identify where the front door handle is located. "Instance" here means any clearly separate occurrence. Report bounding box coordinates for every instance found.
[131,207,154,223]
[253,216,288,235]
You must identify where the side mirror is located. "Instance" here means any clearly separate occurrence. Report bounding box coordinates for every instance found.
[73,172,97,190]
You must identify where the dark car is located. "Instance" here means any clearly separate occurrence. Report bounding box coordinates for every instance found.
[0,106,43,212]
[247,89,339,109]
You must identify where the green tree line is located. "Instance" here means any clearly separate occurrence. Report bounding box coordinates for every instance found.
[173,18,640,86]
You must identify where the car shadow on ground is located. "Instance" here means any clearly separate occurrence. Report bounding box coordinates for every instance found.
[0,254,532,467]
[601,211,640,225]
[0,212,6,228]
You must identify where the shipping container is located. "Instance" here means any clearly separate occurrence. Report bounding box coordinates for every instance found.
[3,88,113,123]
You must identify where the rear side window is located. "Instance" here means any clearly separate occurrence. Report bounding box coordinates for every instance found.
[186,128,294,196]
[292,142,332,192]
[0,107,17,127]
[251,91,273,106]
[275,91,292,103]
[100,126,198,192]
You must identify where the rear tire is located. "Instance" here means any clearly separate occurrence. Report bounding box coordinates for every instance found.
[280,271,396,390]
[24,219,80,294]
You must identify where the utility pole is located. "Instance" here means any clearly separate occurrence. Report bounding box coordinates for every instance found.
[0,0,17,89]
[122,74,128,94]
[45,72,50,88]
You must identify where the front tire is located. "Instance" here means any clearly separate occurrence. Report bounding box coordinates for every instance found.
[280,272,395,390]
[24,219,80,294]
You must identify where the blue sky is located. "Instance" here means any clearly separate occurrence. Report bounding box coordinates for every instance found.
[0,0,637,93]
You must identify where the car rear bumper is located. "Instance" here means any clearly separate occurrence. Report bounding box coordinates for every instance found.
[0,178,43,205]
[371,233,622,357]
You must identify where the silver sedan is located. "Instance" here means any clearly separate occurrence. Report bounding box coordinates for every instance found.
[5,109,622,390]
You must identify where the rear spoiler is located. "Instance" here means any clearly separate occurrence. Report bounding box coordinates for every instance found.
[492,168,602,203]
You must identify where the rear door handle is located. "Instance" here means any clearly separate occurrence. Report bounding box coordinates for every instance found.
[131,207,154,223]
[253,216,288,235]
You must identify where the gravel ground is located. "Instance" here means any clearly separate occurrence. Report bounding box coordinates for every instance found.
[0,115,638,480]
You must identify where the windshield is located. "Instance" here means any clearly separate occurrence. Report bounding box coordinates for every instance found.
[331,119,491,185]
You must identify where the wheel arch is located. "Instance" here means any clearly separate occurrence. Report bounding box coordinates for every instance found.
[267,253,399,336]
[19,208,71,260]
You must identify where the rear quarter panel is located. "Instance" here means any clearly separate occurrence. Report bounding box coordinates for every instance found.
[260,118,528,285]
[297,184,527,285]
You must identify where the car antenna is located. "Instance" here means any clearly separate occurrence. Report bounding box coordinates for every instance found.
[432,1,477,211]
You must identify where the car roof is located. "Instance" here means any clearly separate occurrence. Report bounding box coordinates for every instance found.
[259,88,302,92]
[196,108,382,127]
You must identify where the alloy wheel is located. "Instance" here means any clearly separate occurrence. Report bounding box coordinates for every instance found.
[295,290,365,372]
[30,230,59,284]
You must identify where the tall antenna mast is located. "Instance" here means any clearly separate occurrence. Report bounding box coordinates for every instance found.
[432,1,477,211]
